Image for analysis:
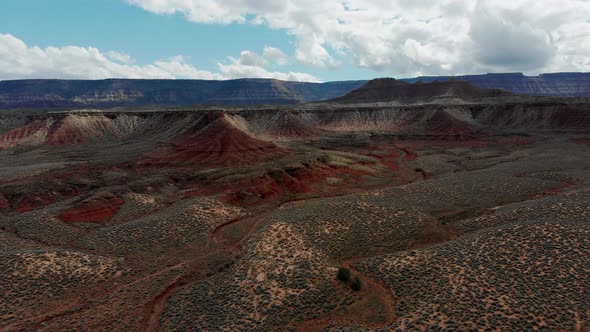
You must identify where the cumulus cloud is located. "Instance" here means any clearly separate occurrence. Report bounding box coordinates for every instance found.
[263,46,288,65]
[125,0,590,76]
[220,49,320,82]
[236,50,268,67]
[106,51,134,64]
[0,33,222,80]
[470,2,555,71]
[0,34,318,81]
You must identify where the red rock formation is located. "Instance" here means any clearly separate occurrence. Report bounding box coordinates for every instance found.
[141,114,288,167]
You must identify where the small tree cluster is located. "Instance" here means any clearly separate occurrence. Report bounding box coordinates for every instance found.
[336,267,361,291]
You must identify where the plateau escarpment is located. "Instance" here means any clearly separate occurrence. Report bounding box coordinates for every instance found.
[405,72,590,97]
[0,78,368,109]
[1,96,589,331]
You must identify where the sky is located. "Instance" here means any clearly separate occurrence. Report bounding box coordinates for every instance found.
[0,0,589,82]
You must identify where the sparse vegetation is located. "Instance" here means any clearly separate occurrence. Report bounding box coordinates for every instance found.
[1,105,590,331]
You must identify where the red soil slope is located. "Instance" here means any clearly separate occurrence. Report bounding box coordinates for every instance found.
[60,196,125,224]
[0,120,47,149]
[142,114,287,167]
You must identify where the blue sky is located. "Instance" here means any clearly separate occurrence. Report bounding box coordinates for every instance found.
[0,0,588,81]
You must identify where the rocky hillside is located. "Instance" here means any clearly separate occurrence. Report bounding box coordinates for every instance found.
[0,78,367,109]
[330,78,512,104]
[403,72,590,97]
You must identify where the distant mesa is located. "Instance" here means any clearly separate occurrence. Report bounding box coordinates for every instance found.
[0,78,368,109]
[140,113,288,167]
[405,72,590,98]
[329,78,513,104]
[0,73,588,110]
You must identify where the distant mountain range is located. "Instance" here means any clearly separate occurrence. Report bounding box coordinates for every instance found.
[0,72,588,109]
[402,72,590,98]
[329,78,513,104]
[0,79,367,109]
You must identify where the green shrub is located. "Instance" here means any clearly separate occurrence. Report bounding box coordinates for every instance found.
[350,277,362,291]
[337,267,351,282]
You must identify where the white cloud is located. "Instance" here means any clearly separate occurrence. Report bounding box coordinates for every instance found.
[263,46,288,65]
[469,1,555,71]
[125,0,590,76]
[236,50,268,67]
[106,51,133,64]
[0,34,318,81]
[219,50,320,82]
[0,33,221,80]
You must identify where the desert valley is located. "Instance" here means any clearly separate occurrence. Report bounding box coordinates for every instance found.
[0,77,589,331]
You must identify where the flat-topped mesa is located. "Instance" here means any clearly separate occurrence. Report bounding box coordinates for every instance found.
[140,113,288,167]
[329,78,513,104]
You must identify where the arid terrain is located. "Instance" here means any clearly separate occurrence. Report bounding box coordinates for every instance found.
[1,82,589,331]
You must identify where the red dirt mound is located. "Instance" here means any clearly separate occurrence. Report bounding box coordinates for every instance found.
[60,196,125,223]
[0,120,47,149]
[265,111,320,137]
[425,110,477,138]
[141,114,287,167]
